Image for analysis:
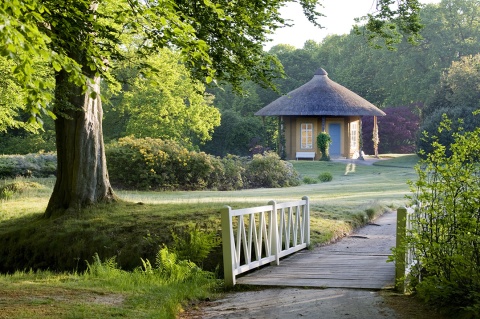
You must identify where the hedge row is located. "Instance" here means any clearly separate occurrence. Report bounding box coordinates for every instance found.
[0,153,57,178]
[0,138,301,191]
[106,137,300,190]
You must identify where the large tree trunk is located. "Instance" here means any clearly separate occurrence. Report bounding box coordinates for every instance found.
[45,71,115,218]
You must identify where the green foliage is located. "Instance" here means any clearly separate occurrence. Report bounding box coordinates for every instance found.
[418,110,479,157]
[81,248,216,318]
[0,158,413,274]
[419,54,480,157]
[0,0,299,126]
[0,252,217,319]
[0,198,223,273]
[365,202,383,221]
[0,0,425,121]
[153,247,202,283]
[106,137,212,190]
[0,56,28,132]
[201,109,265,157]
[317,132,332,161]
[318,172,333,183]
[405,118,480,316]
[0,133,56,155]
[0,181,43,200]
[440,54,480,108]
[107,137,299,190]
[365,208,376,221]
[248,0,480,122]
[0,55,54,153]
[354,0,423,50]
[86,253,124,278]
[215,155,245,191]
[171,224,220,267]
[350,212,368,227]
[302,176,317,184]
[0,154,57,178]
[244,152,300,188]
[107,48,221,147]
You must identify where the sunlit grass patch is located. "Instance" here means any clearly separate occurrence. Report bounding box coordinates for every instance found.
[373,154,420,167]
[0,250,220,319]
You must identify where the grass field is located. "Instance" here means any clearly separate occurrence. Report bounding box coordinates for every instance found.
[118,155,418,207]
[0,154,419,319]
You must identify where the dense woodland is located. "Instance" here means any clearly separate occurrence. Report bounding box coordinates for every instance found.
[1,0,479,158]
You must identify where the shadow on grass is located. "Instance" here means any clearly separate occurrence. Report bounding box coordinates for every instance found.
[0,200,224,273]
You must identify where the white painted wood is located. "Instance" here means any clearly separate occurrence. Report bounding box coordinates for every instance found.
[395,206,417,292]
[295,151,315,160]
[405,206,417,275]
[222,197,310,286]
[221,206,235,286]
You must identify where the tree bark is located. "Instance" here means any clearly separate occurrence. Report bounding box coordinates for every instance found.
[45,71,115,218]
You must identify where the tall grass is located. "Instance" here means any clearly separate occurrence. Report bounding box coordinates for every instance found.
[0,248,219,319]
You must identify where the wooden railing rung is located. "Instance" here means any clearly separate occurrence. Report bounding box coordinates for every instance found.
[222,196,310,286]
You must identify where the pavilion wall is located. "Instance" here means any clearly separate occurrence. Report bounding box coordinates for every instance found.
[282,116,361,160]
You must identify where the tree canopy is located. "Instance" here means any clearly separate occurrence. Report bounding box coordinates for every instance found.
[0,56,27,132]
[103,48,221,147]
[1,0,425,124]
[418,53,480,156]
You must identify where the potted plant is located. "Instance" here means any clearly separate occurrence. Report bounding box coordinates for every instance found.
[317,132,332,161]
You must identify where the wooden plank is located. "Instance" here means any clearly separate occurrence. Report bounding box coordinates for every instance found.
[237,277,393,289]
[235,210,398,289]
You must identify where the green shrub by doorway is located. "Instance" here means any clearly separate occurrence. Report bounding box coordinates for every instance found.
[317,132,332,161]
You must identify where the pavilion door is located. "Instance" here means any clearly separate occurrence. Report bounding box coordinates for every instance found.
[329,123,341,157]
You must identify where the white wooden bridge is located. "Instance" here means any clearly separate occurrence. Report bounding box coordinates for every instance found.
[221,198,397,290]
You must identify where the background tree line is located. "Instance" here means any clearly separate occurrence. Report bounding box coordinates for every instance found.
[1,0,479,157]
[203,0,480,156]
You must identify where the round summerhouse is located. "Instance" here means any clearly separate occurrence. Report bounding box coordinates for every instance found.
[255,68,385,160]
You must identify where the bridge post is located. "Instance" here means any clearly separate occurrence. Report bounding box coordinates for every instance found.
[221,206,235,287]
[269,200,280,266]
[395,207,407,293]
[302,196,310,246]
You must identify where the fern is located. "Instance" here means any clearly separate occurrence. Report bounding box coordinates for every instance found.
[171,224,219,265]
[140,258,154,275]
[85,253,123,277]
[155,246,198,283]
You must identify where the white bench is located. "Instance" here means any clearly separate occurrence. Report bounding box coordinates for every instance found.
[296,152,315,160]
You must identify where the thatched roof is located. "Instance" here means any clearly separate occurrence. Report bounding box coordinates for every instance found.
[255,68,385,117]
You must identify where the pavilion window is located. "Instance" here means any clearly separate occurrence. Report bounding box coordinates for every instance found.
[301,123,313,149]
[350,122,358,149]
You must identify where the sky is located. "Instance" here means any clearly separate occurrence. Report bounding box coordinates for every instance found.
[265,0,442,50]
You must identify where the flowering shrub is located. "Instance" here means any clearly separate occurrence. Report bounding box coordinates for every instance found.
[106,138,299,190]
[244,152,300,188]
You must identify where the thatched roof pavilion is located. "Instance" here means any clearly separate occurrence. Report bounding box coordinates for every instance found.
[255,68,384,160]
[255,68,385,117]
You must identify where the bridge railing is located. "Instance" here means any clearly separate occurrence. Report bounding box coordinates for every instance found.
[221,196,310,286]
[395,206,417,292]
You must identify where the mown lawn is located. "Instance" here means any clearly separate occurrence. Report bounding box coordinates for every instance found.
[0,154,419,319]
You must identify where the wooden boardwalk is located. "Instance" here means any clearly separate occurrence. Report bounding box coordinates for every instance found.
[236,211,396,290]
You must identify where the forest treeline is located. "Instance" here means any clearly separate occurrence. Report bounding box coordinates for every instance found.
[1,0,479,157]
